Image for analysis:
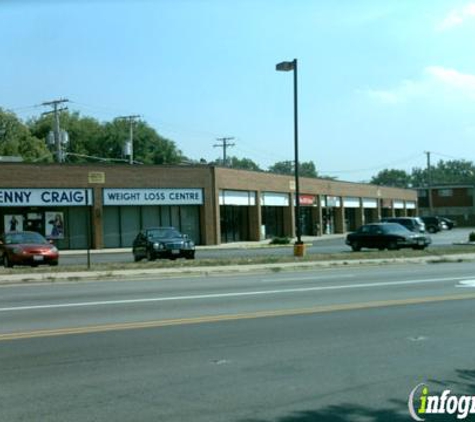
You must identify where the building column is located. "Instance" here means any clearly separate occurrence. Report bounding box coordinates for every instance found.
[248,191,262,241]
[355,198,364,228]
[334,197,345,233]
[92,187,103,249]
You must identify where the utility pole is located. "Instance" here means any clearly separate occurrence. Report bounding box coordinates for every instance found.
[42,98,69,163]
[214,137,235,166]
[425,151,433,215]
[118,115,140,164]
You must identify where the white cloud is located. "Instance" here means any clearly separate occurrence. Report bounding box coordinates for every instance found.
[437,3,475,31]
[362,66,475,105]
[426,66,475,90]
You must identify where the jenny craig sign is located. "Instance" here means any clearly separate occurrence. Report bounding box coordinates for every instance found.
[0,189,93,207]
[103,188,204,206]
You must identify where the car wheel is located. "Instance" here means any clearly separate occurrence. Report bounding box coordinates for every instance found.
[49,261,59,266]
[388,241,399,250]
[146,249,155,261]
[378,247,385,251]
[351,242,361,252]
[3,254,13,268]
[428,226,436,234]
[133,253,141,262]
[185,251,195,260]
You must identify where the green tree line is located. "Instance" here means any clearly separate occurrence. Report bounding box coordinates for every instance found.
[0,108,184,164]
[370,159,475,188]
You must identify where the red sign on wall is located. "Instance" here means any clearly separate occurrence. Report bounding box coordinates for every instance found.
[299,195,316,206]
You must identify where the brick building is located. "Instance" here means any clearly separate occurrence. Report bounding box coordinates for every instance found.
[0,163,418,249]
[417,184,475,226]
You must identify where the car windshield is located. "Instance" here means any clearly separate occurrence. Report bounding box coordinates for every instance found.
[147,228,182,239]
[4,232,48,245]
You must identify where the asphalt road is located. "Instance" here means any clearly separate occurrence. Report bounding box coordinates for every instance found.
[2,262,475,421]
[59,227,474,266]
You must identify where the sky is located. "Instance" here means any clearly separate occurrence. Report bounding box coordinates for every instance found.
[2,0,475,182]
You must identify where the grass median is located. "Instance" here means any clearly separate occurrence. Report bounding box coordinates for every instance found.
[1,245,475,276]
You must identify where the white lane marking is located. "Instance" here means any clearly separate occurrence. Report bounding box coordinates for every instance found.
[456,280,475,288]
[260,274,355,283]
[0,276,471,313]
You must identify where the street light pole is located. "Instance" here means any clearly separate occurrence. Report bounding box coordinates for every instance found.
[276,58,302,245]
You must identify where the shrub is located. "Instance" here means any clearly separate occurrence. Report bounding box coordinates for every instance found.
[269,236,291,245]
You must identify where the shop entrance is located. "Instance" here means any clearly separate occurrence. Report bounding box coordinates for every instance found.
[261,206,285,238]
[220,205,250,243]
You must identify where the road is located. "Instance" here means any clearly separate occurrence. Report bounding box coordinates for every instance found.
[2,262,475,421]
[59,227,474,266]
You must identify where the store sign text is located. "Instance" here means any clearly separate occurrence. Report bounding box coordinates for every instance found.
[103,189,203,206]
[0,189,92,207]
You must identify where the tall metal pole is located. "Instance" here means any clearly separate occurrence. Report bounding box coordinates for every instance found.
[425,151,433,215]
[42,98,69,163]
[129,120,134,165]
[293,59,302,244]
[214,137,235,166]
[85,188,91,269]
[118,115,140,164]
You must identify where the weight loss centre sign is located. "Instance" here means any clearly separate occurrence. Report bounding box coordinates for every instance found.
[103,188,203,206]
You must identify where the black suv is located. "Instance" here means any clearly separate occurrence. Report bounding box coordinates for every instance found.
[380,217,426,233]
[420,216,445,233]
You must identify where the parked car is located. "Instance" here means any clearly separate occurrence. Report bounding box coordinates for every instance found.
[132,227,195,261]
[420,216,445,233]
[0,231,59,268]
[380,217,426,233]
[440,217,456,230]
[346,223,431,251]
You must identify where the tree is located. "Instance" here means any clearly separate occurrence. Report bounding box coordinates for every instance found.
[411,159,475,187]
[268,160,318,178]
[0,108,52,162]
[213,156,262,171]
[370,169,412,188]
[28,111,104,163]
[28,111,185,164]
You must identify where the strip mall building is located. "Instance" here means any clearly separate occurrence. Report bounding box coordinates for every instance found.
[0,164,418,249]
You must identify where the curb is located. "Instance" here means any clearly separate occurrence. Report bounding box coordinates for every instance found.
[1,253,475,285]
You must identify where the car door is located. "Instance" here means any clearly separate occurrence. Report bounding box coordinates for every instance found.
[357,225,372,248]
[370,225,385,249]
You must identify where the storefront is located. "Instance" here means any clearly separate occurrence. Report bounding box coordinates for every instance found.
[363,198,379,224]
[0,188,93,249]
[219,190,255,243]
[261,192,289,239]
[299,195,319,236]
[102,188,202,248]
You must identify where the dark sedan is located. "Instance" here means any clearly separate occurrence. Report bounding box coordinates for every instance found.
[346,223,431,252]
[133,227,195,261]
[0,231,59,267]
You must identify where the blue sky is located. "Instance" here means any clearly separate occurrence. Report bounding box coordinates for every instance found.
[2,0,475,181]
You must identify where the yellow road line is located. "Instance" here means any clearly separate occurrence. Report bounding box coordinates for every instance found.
[2,292,475,341]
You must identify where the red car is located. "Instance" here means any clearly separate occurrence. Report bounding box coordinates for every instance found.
[0,231,59,268]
